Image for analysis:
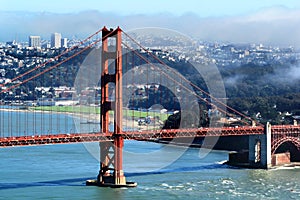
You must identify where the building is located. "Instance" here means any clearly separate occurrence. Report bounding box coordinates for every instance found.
[51,33,62,48]
[29,36,41,48]
[61,38,68,48]
[42,43,51,49]
[37,98,55,106]
[6,40,16,46]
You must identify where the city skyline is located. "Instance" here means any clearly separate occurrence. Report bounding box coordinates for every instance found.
[1,1,300,47]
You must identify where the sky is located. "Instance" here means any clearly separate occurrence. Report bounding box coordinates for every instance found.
[1,0,300,17]
[1,0,300,47]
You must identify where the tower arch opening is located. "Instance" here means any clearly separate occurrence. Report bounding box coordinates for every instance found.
[274,141,300,162]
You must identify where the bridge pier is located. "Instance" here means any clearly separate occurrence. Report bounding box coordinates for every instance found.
[248,122,272,169]
[95,137,134,187]
[228,122,300,168]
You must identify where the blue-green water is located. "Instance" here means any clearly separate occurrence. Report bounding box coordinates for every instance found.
[1,142,300,200]
[0,106,99,136]
[0,109,300,199]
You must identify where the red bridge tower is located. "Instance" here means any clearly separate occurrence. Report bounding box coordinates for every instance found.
[87,27,136,187]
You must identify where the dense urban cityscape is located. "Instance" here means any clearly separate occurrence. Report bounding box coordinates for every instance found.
[0,32,299,125]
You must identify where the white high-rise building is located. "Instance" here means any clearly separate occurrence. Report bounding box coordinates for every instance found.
[51,33,62,48]
[61,38,68,48]
[29,36,41,47]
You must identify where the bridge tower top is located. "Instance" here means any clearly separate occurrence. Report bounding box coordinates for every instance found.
[101,26,123,134]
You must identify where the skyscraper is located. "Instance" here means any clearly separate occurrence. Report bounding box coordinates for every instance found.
[51,33,62,48]
[29,36,41,48]
[61,38,68,48]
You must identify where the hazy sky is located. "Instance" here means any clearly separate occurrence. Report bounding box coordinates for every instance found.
[1,0,300,17]
[1,0,300,47]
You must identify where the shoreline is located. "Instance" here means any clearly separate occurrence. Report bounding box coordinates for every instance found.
[0,106,155,131]
[225,161,300,169]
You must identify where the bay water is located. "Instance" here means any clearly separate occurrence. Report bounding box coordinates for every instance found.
[0,109,300,199]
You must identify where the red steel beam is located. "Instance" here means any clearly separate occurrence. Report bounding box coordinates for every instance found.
[0,126,265,147]
[1,125,299,147]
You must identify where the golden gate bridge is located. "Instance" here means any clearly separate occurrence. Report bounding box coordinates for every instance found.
[0,27,299,187]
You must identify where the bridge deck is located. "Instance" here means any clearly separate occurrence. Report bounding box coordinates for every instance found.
[0,126,265,147]
[1,125,299,147]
